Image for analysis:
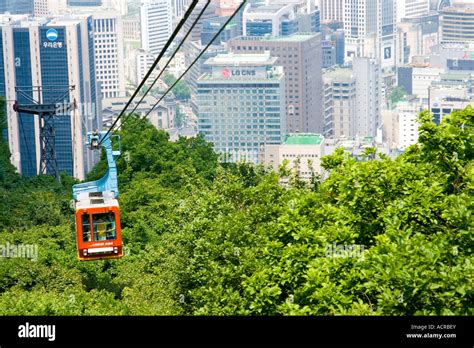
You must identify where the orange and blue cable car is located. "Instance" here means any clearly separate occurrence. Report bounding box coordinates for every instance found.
[72,131,123,261]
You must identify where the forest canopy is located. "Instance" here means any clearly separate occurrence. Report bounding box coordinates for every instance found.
[0,105,472,315]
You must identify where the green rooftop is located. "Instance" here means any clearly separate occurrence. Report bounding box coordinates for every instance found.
[284,134,323,145]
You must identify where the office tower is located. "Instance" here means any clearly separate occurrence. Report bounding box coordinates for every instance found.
[0,15,100,179]
[134,49,156,85]
[343,0,396,71]
[140,0,172,56]
[321,25,345,66]
[182,1,217,42]
[441,2,474,43]
[92,13,126,99]
[185,40,226,113]
[242,0,320,37]
[323,67,357,138]
[397,0,430,21]
[395,100,423,150]
[172,0,190,19]
[229,33,323,133]
[201,16,239,45]
[0,0,34,14]
[123,19,140,41]
[197,52,285,163]
[353,57,381,137]
[319,0,343,22]
[396,12,439,66]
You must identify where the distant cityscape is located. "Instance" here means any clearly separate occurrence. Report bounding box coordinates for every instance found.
[1,0,473,181]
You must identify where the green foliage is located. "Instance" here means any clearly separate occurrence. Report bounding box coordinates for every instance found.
[163,73,191,101]
[389,86,407,106]
[0,107,472,316]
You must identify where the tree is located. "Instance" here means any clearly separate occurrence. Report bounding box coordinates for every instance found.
[389,86,407,106]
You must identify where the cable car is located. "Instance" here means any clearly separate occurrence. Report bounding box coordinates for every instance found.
[72,131,123,260]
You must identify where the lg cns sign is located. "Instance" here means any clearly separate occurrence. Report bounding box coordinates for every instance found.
[43,28,63,49]
[222,68,257,77]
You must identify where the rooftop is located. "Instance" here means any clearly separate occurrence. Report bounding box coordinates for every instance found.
[284,134,323,145]
[323,67,354,81]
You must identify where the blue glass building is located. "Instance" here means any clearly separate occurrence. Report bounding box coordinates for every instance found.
[0,16,100,180]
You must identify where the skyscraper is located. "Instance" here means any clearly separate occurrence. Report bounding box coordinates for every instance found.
[92,12,126,99]
[0,15,100,179]
[197,52,285,163]
[319,0,344,23]
[242,0,320,37]
[140,0,172,56]
[354,57,381,137]
[229,33,323,133]
[441,2,474,43]
[396,0,430,22]
[0,0,35,14]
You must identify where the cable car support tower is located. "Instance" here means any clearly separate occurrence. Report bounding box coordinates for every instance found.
[13,85,76,181]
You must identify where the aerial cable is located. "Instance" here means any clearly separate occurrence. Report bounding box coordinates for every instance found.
[138,0,248,124]
[119,0,212,131]
[99,0,201,145]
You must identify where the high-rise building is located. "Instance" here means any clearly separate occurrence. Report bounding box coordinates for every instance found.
[396,12,439,66]
[140,0,172,56]
[92,12,125,99]
[197,52,285,163]
[319,0,343,23]
[229,33,323,134]
[242,0,320,37]
[201,16,239,45]
[185,40,226,113]
[182,1,217,42]
[0,0,35,14]
[172,0,190,19]
[441,2,474,43]
[353,57,381,137]
[323,67,356,138]
[0,15,100,179]
[396,0,430,21]
[343,0,396,73]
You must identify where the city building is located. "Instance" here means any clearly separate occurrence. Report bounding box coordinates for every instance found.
[398,65,444,104]
[353,57,381,137]
[197,52,285,163]
[318,0,343,23]
[396,12,440,66]
[185,40,227,113]
[172,0,190,19]
[242,0,320,37]
[396,0,430,22]
[441,2,474,43]
[382,99,423,150]
[92,12,126,99]
[0,15,100,179]
[182,1,217,42]
[263,133,324,182]
[323,67,356,138]
[320,25,345,66]
[343,0,396,85]
[0,0,35,14]
[201,15,239,45]
[140,0,172,56]
[134,49,156,85]
[429,72,474,123]
[123,19,140,41]
[229,33,323,133]
[263,133,392,182]
[102,96,176,130]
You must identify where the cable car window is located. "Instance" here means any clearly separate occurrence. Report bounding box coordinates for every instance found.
[81,213,92,242]
[92,212,116,241]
